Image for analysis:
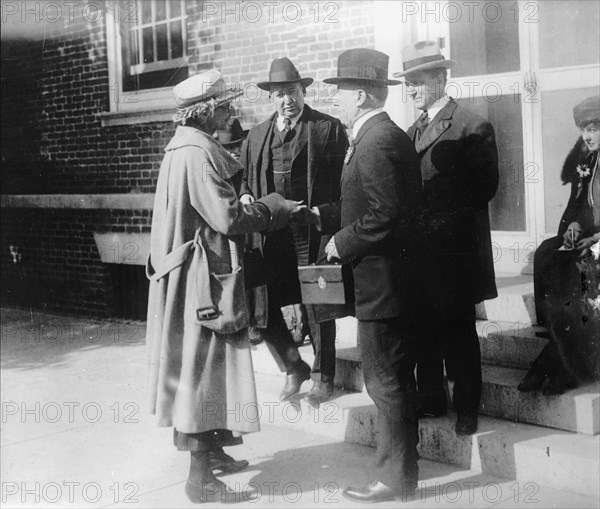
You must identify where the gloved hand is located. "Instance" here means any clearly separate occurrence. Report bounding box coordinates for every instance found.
[563,222,583,249]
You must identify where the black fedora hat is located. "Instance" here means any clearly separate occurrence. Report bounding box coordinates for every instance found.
[257,57,314,91]
[324,49,401,86]
[216,118,248,147]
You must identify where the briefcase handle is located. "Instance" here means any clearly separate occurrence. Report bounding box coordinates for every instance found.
[314,255,340,266]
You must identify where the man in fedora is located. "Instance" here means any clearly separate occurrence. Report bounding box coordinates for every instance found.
[239,57,348,405]
[323,48,423,503]
[216,117,248,160]
[393,41,499,435]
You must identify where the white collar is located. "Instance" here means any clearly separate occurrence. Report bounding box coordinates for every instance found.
[277,110,303,131]
[425,96,450,122]
[352,108,384,139]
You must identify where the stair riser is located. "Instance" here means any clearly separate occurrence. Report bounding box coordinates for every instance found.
[480,381,600,435]
[479,330,547,369]
[254,390,599,498]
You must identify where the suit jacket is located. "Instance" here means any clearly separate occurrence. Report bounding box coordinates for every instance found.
[239,104,348,306]
[334,112,423,320]
[406,99,499,304]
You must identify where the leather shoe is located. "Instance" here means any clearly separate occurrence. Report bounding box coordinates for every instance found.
[279,364,311,401]
[304,381,334,407]
[455,412,478,435]
[342,481,416,503]
[208,450,249,475]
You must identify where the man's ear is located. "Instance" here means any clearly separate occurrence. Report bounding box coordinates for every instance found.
[356,89,368,107]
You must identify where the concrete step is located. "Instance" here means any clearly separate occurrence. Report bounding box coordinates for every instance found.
[477,320,548,369]
[252,324,600,435]
[480,365,600,435]
[253,371,600,499]
[476,274,536,324]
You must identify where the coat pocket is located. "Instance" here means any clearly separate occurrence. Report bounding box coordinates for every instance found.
[192,240,249,334]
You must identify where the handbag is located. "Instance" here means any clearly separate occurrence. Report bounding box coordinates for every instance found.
[192,229,249,334]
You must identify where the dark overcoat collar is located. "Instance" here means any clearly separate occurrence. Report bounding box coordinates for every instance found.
[251,104,331,205]
[414,99,457,154]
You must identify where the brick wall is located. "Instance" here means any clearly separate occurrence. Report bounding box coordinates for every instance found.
[1,0,375,316]
[187,0,376,126]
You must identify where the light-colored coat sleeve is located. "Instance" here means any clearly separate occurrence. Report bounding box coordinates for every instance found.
[185,147,289,235]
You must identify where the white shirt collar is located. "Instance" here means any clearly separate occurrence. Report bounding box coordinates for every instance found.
[425,95,450,121]
[277,110,303,131]
[352,108,384,139]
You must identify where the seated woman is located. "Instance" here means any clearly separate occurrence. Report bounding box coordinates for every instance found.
[522,96,600,395]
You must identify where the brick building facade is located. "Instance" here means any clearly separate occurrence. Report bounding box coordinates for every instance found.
[3,1,598,318]
[1,0,376,317]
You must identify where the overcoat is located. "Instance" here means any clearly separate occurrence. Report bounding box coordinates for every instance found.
[146,125,289,434]
[334,112,423,320]
[239,104,348,306]
[406,99,499,308]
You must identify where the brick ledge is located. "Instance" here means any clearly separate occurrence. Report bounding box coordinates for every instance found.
[1,194,155,209]
[97,109,173,126]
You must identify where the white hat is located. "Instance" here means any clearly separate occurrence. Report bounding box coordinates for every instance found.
[392,41,456,78]
[173,70,242,108]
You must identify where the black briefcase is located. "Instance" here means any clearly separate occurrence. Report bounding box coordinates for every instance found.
[298,262,351,305]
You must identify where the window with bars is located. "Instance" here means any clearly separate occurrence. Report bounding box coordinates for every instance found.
[120,0,188,92]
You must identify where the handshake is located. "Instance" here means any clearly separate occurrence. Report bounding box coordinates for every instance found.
[240,194,320,226]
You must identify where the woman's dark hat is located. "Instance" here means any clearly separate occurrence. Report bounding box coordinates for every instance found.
[573,96,600,128]
[216,118,248,147]
[257,58,314,91]
[392,40,456,78]
[324,49,401,86]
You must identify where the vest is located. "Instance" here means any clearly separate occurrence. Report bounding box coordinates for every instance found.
[266,119,310,266]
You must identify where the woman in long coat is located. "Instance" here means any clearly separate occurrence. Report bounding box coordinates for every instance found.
[145,70,298,503]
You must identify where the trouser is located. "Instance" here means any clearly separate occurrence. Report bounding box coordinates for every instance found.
[416,304,482,415]
[173,429,242,452]
[358,317,419,491]
[262,297,336,381]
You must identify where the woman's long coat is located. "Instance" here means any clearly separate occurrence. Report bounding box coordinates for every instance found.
[146,125,288,434]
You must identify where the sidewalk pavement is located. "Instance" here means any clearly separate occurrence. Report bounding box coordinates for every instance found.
[1,307,598,509]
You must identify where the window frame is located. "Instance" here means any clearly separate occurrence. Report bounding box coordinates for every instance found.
[105,0,188,114]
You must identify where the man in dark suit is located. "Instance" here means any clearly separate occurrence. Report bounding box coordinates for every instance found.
[323,48,423,503]
[239,58,348,405]
[393,41,499,435]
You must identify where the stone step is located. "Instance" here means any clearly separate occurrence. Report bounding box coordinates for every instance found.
[254,372,600,498]
[480,365,600,435]
[252,327,599,435]
[477,320,548,369]
[476,274,536,324]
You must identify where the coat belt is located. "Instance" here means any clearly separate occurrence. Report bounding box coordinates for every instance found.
[146,240,195,281]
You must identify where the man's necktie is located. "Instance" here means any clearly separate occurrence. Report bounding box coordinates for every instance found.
[280,117,291,142]
[415,111,429,142]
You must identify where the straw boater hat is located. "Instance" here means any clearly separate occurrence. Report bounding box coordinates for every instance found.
[392,40,456,78]
[257,58,314,91]
[573,96,600,128]
[216,118,248,147]
[323,48,401,86]
[173,69,243,124]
